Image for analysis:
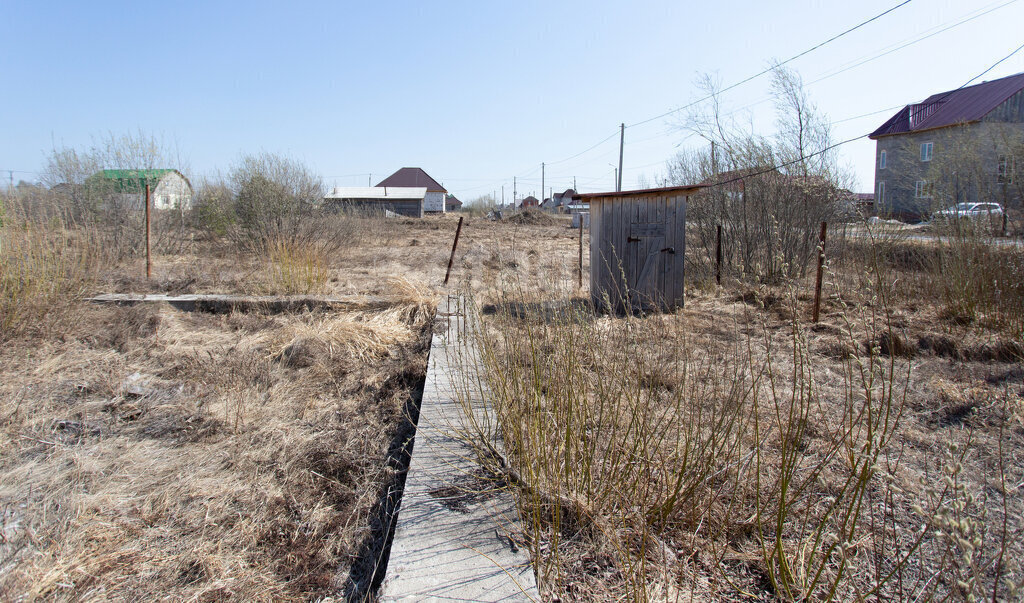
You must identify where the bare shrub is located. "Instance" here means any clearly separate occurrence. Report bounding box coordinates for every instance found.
[227,152,331,253]
[673,67,851,285]
[40,131,192,260]
[0,220,100,341]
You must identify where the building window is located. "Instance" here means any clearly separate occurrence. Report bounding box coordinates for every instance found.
[914,180,932,198]
[879,150,887,170]
[877,181,885,205]
[998,155,1014,184]
[920,142,933,162]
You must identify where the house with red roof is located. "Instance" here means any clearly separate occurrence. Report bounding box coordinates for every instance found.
[869,72,1024,221]
[376,168,448,213]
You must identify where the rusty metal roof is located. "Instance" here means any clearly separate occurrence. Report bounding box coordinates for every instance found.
[870,71,1024,138]
[375,167,447,192]
[574,184,705,201]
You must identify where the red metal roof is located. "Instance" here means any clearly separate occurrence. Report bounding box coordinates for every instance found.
[375,167,447,192]
[870,71,1024,138]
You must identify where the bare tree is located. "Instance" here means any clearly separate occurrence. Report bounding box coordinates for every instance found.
[669,65,848,284]
[39,131,191,258]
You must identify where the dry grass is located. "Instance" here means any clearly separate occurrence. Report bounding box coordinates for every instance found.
[263,237,331,295]
[0,299,431,601]
[452,219,1024,601]
[0,222,102,341]
[5,209,1021,601]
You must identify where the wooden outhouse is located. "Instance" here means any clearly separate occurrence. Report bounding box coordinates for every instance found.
[577,185,704,312]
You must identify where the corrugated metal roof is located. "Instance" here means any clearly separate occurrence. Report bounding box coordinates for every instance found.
[574,184,706,201]
[91,169,182,193]
[375,168,447,192]
[326,186,426,200]
[870,71,1024,138]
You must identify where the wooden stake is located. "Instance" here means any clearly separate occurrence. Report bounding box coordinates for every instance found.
[578,216,584,290]
[145,184,152,280]
[443,216,464,285]
[715,224,722,286]
[812,221,827,323]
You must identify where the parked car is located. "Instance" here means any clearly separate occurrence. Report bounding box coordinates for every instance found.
[931,202,1004,223]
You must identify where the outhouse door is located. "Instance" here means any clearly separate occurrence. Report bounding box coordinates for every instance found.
[625,198,672,310]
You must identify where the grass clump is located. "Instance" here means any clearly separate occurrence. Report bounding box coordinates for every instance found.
[264,236,330,295]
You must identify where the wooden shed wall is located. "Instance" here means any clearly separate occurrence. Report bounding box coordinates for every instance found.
[589,193,687,312]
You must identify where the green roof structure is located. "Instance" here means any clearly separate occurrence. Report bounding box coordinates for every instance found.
[89,169,181,193]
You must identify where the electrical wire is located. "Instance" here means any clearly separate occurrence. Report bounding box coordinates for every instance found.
[626,0,913,128]
[703,44,1024,192]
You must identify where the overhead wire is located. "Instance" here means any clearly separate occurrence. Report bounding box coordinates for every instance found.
[703,43,1024,192]
[626,0,914,128]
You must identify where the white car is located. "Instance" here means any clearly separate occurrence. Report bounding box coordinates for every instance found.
[932,202,1004,223]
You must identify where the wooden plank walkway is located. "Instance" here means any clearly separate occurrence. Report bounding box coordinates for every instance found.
[381,295,537,602]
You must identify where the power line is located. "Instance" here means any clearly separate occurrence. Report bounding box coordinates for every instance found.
[544,129,621,166]
[705,45,1024,192]
[961,41,1024,87]
[805,0,1019,89]
[627,0,913,128]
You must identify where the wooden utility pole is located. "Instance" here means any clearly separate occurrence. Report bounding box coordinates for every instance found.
[443,216,464,285]
[513,176,516,209]
[617,123,624,192]
[145,184,152,280]
[541,163,545,204]
[812,221,828,323]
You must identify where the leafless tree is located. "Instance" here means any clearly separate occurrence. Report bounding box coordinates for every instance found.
[669,66,850,284]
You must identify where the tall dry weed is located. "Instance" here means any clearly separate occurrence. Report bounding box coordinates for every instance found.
[0,222,99,340]
[264,236,330,295]
[451,233,1011,600]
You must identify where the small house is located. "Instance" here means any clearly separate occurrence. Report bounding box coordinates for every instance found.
[520,195,540,209]
[445,194,463,212]
[376,168,447,213]
[90,169,193,210]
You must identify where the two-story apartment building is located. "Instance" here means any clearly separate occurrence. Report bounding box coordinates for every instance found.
[869,71,1024,221]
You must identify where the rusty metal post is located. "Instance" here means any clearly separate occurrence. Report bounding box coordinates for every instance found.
[443,216,464,285]
[145,184,152,280]
[715,224,722,286]
[578,217,584,290]
[812,221,828,323]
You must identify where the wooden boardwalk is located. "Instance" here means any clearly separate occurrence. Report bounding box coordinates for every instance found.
[381,295,537,601]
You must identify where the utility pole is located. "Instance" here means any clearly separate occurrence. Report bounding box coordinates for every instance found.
[513,176,517,209]
[541,163,545,204]
[368,174,372,186]
[501,185,504,206]
[617,123,624,192]
[573,176,577,191]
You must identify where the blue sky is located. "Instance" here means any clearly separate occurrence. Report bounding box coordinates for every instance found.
[2,0,1023,201]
